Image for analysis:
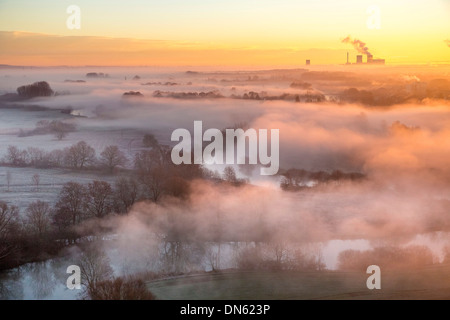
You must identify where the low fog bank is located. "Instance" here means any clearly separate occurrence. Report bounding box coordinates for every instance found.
[2,66,450,297]
[2,65,450,175]
[69,177,450,276]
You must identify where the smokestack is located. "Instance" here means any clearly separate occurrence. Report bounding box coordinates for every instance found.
[306,60,310,65]
[347,52,349,64]
[342,36,385,65]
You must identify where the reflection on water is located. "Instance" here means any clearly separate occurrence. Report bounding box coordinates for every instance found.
[1,231,449,299]
[0,269,23,300]
[28,262,55,299]
[0,258,80,300]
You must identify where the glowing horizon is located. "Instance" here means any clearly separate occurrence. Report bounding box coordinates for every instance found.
[0,0,449,66]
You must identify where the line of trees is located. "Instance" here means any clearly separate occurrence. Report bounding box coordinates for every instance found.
[0,200,57,270]
[337,246,436,271]
[0,134,252,274]
[18,120,76,140]
[0,135,207,270]
[1,141,128,171]
[280,168,366,190]
[0,175,148,270]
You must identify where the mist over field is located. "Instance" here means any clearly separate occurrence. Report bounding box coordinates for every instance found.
[1,64,450,299]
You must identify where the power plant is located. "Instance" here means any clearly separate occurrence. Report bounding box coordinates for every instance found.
[342,36,385,65]
[350,52,385,65]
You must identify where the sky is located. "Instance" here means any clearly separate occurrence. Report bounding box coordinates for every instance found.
[0,0,449,66]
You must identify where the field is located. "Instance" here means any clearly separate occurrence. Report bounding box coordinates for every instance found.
[0,107,145,211]
[147,266,450,300]
[0,166,117,211]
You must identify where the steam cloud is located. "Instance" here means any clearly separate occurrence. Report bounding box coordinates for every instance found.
[342,36,371,56]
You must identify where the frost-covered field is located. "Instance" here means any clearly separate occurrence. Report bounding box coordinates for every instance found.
[0,166,117,212]
[0,107,145,213]
[0,109,148,158]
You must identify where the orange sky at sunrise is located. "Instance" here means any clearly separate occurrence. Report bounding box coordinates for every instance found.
[0,0,449,66]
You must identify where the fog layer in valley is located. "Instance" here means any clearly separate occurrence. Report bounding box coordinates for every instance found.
[1,65,450,299]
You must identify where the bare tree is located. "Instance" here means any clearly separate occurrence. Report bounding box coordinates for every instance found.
[0,201,19,267]
[86,180,113,218]
[6,171,12,192]
[25,201,51,237]
[269,241,287,265]
[32,174,40,191]
[64,141,96,169]
[204,243,220,271]
[50,120,69,140]
[134,149,170,202]
[54,129,67,140]
[100,145,127,173]
[142,134,159,149]
[5,146,27,166]
[90,277,155,300]
[291,244,326,271]
[140,168,166,202]
[79,246,114,297]
[48,149,65,167]
[53,182,88,229]
[114,177,139,213]
[27,147,45,167]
